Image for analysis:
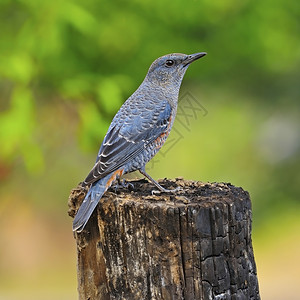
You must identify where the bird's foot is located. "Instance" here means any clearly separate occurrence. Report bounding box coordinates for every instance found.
[138,169,182,196]
[151,186,182,195]
[111,179,134,193]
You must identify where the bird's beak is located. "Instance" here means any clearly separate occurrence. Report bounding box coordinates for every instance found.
[183,52,207,67]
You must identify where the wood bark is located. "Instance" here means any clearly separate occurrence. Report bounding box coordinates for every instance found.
[68,178,260,300]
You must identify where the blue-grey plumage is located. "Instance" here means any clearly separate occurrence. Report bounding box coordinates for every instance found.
[73,52,206,232]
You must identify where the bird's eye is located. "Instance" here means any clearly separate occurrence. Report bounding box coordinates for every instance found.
[165,59,175,67]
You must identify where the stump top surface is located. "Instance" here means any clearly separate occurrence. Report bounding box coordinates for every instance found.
[68,178,250,218]
[68,178,259,300]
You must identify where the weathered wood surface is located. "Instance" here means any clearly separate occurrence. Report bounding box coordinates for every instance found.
[68,178,260,300]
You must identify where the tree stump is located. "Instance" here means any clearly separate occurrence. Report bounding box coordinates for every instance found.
[68,178,260,300]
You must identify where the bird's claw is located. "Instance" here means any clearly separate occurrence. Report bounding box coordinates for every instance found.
[151,186,182,195]
[171,186,183,192]
[151,189,161,195]
[120,179,134,189]
[112,179,134,192]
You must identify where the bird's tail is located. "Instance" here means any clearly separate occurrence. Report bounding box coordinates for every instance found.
[72,174,111,232]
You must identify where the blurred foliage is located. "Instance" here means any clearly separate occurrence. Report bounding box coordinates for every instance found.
[0,0,299,173]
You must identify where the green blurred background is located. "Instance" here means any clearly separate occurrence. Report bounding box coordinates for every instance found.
[0,0,299,299]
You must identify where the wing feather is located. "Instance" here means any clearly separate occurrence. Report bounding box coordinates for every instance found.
[83,99,173,186]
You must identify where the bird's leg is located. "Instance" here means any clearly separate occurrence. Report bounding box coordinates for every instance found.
[139,168,180,194]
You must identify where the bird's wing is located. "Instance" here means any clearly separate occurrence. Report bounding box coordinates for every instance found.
[83,99,172,185]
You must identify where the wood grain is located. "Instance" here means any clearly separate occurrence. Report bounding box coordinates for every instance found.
[68,178,260,300]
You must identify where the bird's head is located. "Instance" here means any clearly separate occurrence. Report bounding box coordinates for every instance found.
[145,52,206,90]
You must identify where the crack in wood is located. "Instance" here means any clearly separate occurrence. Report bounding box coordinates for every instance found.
[68,178,260,300]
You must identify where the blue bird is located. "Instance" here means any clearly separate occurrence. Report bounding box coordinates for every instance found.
[73,52,206,232]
